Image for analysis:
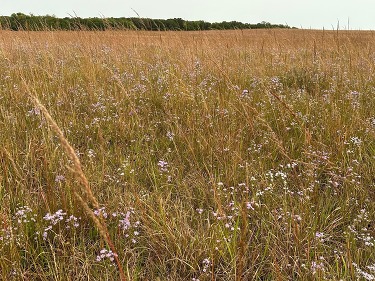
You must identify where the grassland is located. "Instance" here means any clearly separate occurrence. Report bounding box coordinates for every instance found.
[0,29,375,280]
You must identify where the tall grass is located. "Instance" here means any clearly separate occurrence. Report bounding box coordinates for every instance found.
[0,29,375,280]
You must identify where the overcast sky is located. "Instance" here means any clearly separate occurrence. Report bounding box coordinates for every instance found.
[1,0,374,30]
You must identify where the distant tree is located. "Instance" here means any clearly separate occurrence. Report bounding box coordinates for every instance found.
[164,19,179,30]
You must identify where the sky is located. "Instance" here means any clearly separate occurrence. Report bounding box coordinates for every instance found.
[1,0,374,30]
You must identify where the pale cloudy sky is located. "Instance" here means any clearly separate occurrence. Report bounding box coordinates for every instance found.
[1,0,374,30]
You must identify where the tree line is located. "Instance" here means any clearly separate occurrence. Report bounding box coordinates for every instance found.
[0,13,293,31]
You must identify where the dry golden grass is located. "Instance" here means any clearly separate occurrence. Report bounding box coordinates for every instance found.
[1,29,375,280]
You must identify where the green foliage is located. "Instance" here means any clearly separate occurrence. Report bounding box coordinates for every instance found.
[0,13,292,31]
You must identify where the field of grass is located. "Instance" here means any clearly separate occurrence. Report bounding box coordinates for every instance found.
[0,29,375,280]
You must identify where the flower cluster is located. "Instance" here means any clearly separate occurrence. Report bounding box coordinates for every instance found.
[157,160,169,173]
[42,209,80,240]
[96,249,118,263]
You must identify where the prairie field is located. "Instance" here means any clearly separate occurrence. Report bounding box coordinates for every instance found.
[1,29,375,280]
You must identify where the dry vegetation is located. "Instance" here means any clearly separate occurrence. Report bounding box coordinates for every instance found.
[1,29,375,280]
